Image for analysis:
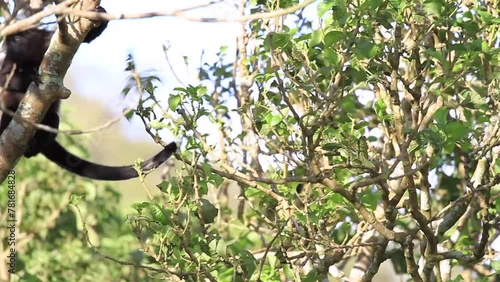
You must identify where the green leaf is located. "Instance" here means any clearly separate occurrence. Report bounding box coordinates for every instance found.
[324,49,340,66]
[268,255,278,269]
[269,115,283,127]
[317,1,335,18]
[168,94,182,111]
[388,0,401,9]
[494,197,500,214]
[324,31,343,47]
[361,192,380,211]
[477,10,493,25]
[149,120,167,130]
[460,90,487,107]
[302,269,321,282]
[210,173,224,187]
[374,99,387,119]
[202,162,212,175]
[423,0,444,18]
[197,86,207,96]
[240,250,257,277]
[443,121,469,140]
[354,39,378,59]
[216,238,227,258]
[265,32,293,50]
[310,29,323,47]
[449,274,464,282]
[327,193,345,206]
[433,107,448,126]
[199,199,218,224]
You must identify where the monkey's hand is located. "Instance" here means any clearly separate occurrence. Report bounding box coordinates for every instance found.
[83,6,108,43]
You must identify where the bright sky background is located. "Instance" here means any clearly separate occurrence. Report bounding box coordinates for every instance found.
[68,0,241,141]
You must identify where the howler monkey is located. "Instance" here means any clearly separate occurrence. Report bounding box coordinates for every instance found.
[0,7,177,181]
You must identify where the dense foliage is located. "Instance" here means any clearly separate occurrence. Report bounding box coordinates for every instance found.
[1,0,499,281]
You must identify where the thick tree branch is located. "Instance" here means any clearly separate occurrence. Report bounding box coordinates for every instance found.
[0,0,101,182]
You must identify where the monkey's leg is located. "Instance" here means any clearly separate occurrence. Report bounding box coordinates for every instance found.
[25,112,59,158]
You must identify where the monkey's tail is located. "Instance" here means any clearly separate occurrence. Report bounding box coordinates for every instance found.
[42,141,177,181]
